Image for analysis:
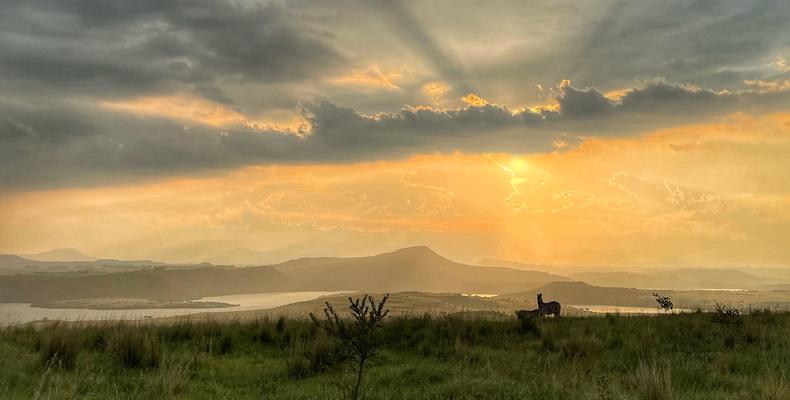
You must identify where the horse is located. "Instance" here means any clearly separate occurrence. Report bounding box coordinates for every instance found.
[537,293,561,317]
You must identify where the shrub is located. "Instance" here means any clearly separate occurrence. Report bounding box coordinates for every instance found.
[109,330,161,369]
[310,293,390,400]
[711,303,743,329]
[653,293,673,313]
[635,359,672,400]
[40,330,79,370]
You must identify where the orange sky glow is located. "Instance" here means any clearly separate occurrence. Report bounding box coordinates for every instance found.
[3,112,789,266]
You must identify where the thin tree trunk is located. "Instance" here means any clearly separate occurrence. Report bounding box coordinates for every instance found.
[352,357,365,400]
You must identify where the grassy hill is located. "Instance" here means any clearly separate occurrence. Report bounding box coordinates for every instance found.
[1,311,788,399]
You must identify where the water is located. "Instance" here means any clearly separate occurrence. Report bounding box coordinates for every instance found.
[571,305,691,315]
[0,291,344,326]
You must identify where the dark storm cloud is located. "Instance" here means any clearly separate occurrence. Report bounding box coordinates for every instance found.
[3,81,788,189]
[482,0,790,91]
[0,0,343,100]
[1,0,789,189]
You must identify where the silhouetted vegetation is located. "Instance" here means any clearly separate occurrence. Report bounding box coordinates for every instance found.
[653,293,673,312]
[310,294,390,400]
[1,311,789,399]
[711,303,743,329]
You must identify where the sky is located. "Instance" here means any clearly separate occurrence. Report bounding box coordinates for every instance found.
[1,0,790,266]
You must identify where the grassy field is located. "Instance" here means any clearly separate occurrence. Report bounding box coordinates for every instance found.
[1,311,788,400]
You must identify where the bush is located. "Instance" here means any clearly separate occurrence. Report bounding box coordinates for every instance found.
[40,330,79,370]
[653,293,673,313]
[109,330,161,369]
[711,303,743,329]
[310,293,390,400]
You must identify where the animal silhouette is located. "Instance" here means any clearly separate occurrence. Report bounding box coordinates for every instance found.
[515,309,540,321]
[537,293,561,317]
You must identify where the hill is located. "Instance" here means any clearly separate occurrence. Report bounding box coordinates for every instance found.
[273,246,571,294]
[570,268,779,290]
[0,246,570,304]
[21,248,97,262]
[0,265,288,303]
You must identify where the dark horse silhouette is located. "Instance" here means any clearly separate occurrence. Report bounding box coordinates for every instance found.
[537,293,561,317]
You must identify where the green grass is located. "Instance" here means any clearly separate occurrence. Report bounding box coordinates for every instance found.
[1,312,789,399]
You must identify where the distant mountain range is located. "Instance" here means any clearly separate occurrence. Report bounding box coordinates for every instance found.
[0,253,206,275]
[2,247,790,307]
[480,258,790,290]
[0,265,286,304]
[0,246,570,303]
[21,248,97,262]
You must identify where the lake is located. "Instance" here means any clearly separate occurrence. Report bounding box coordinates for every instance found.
[0,291,345,326]
[570,304,691,315]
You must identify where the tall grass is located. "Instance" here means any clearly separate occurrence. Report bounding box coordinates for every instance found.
[0,311,788,399]
[635,359,672,400]
[108,329,161,369]
[39,327,79,370]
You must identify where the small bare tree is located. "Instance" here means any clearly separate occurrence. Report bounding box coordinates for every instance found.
[653,293,673,313]
[310,293,389,400]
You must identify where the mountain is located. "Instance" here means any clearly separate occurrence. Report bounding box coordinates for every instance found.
[21,248,97,262]
[570,268,778,290]
[0,246,570,304]
[0,265,288,303]
[274,246,572,294]
[0,255,38,271]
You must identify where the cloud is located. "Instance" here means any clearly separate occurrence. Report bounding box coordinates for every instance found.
[475,0,790,94]
[0,0,343,101]
[1,0,789,190]
[329,67,402,90]
[2,80,788,189]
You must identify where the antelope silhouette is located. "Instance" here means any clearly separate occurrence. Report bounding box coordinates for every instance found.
[537,293,561,317]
